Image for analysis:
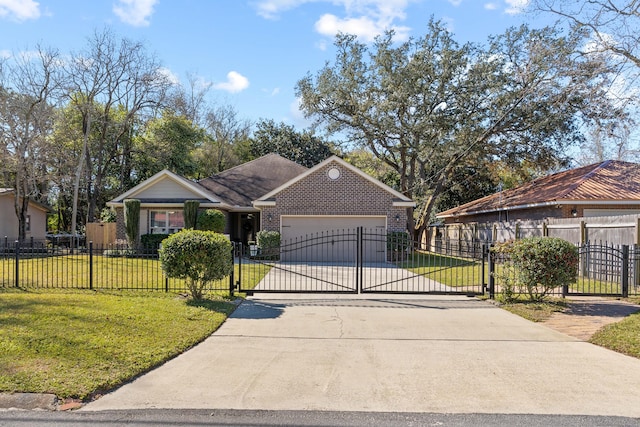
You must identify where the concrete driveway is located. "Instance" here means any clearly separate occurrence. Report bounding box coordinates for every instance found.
[82,295,640,417]
[253,262,458,293]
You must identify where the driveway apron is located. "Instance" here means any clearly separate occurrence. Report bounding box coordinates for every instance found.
[82,295,640,417]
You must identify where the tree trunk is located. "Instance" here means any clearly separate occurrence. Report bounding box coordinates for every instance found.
[71,112,91,245]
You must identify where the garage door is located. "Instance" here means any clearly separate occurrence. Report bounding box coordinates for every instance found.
[280,216,386,263]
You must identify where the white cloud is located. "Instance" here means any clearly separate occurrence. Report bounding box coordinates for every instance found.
[213,71,250,93]
[315,39,328,51]
[113,0,158,27]
[256,0,412,42]
[289,97,312,128]
[448,0,462,6]
[0,49,12,59]
[484,2,498,10]
[316,14,379,42]
[504,0,528,15]
[255,0,313,19]
[158,67,180,86]
[0,0,40,21]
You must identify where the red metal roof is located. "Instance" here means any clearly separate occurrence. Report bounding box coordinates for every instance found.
[437,160,640,218]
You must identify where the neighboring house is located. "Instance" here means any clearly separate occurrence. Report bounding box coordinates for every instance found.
[437,160,640,224]
[108,154,415,261]
[0,188,49,241]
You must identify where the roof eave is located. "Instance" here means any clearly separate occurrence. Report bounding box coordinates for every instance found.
[437,198,640,218]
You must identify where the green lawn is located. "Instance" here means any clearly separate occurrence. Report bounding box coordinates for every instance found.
[399,251,486,288]
[0,289,237,400]
[0,255,266,293]
[589,297,640,358]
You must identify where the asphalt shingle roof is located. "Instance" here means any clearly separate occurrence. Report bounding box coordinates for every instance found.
[197,153,308,207]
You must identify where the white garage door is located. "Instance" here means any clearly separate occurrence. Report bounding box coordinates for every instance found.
[280,216,386,263]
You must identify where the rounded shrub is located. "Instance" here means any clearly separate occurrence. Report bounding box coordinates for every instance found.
[159,229,232,299]
[505,237,579,301]
[197,209,226,233]
[256,230,281,259]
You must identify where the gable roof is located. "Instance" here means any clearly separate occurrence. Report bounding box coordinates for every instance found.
[437,160,640,219]
[108,169,222,206]
[254,155,415,207]
[0,188,51,212]
[198,153,308,207]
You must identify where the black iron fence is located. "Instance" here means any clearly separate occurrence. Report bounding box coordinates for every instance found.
[1,240,234,293]
[2,235,639,298]
[486,241,640,298]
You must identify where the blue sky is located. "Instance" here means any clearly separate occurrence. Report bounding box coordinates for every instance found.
[0,0,545,129]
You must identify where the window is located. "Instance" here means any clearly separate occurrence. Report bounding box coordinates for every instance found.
[25,215,31,232]
[150,210,184,234]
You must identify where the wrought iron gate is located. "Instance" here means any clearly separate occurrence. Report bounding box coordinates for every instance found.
[236,227,486,295]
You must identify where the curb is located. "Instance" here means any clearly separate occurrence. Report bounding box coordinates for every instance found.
[0,393,83,411]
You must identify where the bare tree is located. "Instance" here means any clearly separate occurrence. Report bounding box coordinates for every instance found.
[529,0,640,163]
[167,72,212,125]
[66,28,172,239]
[530,0,640,68]
[0,46,61,240]
[195,103,252,175]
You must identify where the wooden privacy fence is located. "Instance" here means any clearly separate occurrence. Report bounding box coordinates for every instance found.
[429,213,640,249]
[85,222,116,246]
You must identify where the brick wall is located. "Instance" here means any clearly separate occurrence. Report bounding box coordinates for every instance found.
[115,207,126,241]
[261,161,408,233]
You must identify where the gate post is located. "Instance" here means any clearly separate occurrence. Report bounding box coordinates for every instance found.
[89,241,94,290]
[14,240,19,288]
[488,244,495,299]
[356,227,363,294]
[481,244,487,294]
[622,245,629,298]
[229,245,235,297]
[236,242,243,292]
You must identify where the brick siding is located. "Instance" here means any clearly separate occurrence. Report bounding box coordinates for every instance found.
[261,162,408,233]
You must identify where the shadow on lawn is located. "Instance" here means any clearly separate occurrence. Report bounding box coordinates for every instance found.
[186,298,237,315]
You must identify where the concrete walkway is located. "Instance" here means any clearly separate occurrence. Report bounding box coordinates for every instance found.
[82,295,640,417]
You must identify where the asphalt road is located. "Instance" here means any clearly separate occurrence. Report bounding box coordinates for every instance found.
[1,408,639,426]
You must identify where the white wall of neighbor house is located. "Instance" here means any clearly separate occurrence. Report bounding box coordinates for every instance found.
[0,194,47,240]
[584,209,640,217]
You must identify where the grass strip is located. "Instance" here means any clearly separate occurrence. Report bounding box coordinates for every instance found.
[0,289,236,400]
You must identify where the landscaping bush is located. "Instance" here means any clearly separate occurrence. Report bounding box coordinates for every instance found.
[493,237,578,302]
[197,209,226,233]
[256,230,280,259]
[140,233,170,250]
[183,200,200,229]
[124,199,140,247]
[159,229,232,300]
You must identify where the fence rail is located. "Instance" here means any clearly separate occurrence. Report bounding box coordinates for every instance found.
[2,237,639,298]
[1,240,234,293]
[485,241,640,298]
